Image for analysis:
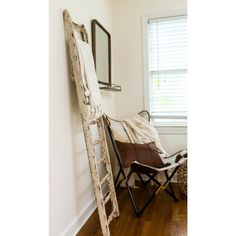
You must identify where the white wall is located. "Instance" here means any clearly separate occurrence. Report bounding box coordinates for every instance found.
[112,0,187,118]
[49,0,115,235]
[112,0,187,154]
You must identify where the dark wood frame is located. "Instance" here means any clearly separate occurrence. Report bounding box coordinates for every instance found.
[91,19,111,86]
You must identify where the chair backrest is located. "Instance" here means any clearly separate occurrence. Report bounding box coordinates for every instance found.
[103,110,150,167]
[138,110,150,122]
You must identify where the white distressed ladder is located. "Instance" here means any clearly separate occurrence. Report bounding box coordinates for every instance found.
[63,9,119,236]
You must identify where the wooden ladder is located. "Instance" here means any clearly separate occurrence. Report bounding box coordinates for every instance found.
[63,9,119,236]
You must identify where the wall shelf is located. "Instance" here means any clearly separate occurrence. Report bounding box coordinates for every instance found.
[99,83,121,92]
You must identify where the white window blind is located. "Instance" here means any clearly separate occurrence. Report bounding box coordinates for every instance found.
[148,15,187,122]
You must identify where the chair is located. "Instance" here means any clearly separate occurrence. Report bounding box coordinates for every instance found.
[104,110,187,217]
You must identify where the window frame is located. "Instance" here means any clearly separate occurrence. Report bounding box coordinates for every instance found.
[142,10,187,128]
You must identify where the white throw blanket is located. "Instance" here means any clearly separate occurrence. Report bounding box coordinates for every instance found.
[75,32,102,110]
[121,115,168,158]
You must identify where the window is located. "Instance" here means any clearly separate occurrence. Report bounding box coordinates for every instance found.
[147,15,187,125]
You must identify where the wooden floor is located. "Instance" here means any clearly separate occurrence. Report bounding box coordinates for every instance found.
[77,183,187,236]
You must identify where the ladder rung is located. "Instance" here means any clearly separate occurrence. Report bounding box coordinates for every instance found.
[89,117,102,125]
[96,157,106,165]
[93,138,103,145]
[104,192,111,205]
[100,174,109,186]
[89,119,98,125]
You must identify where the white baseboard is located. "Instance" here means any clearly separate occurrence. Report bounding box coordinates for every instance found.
[61,185,109,236]
[61,197,97,236]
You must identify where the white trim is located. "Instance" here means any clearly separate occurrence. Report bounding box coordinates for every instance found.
[156,125,187,135]
[61,184,109,236]
[61,197,97,236]
[141,9,187,112]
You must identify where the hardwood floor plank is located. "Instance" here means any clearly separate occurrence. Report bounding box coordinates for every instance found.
[77,183,187,236]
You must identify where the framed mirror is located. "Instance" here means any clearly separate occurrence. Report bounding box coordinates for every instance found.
[91,19,111,86]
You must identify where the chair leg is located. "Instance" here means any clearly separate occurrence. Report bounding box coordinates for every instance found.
[136,172,146,187]
[143,172,157,187]
[136,187,160,217]
[125,169,161,217]
[114,165,158,217]
[164,170,178,202]
[136,172,156,188]
[114,169,122,188]
[163,185,179,202]
[125,169,140,216]
[168,183,178,202]
[114,163,128,189]
[146,169,180,202]
[162,169,179,202]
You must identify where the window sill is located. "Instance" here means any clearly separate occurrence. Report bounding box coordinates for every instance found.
[153,124,187,135]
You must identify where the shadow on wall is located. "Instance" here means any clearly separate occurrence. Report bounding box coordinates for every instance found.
[66,57,93,213]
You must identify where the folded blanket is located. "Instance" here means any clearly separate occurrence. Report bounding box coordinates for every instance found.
[75,33,102,114]
[121,115,168,158]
